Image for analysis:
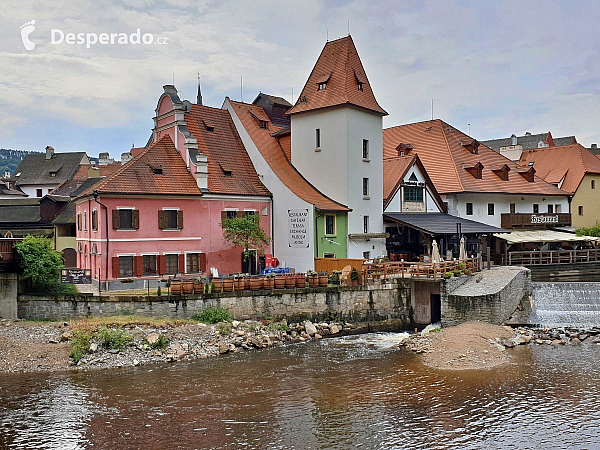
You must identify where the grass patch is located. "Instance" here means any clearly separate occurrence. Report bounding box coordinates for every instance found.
[70,330,93,364]
[191,307,232,324]
[146,335,169,350]
[217,323,232,334]
[267,321,290,332]
[96,326,132,350]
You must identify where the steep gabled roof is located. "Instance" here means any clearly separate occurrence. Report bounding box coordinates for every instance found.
[228,99,349,212]
[287,36,387,116]
[518,143,600,194]
[14,152,88,186]
[184,104,271,197]
[78,135,201,197]
[482,132,577,152]
[253,93,292,107]
[383,119,567,196]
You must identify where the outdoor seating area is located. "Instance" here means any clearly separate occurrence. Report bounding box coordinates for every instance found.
[507,248,600,265]
[363,257,482,282]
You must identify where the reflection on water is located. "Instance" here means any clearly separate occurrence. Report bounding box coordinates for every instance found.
[1,333,599,449]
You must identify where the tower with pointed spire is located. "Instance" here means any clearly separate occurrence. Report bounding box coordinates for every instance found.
[287,35,388,259]
[197,73,203,106]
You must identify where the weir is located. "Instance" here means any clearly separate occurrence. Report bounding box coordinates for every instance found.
[530,282,600,328]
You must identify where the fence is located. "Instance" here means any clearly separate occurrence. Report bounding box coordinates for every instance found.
[314,258,366,283]
[363,257,481,283]
[508,249,600,265]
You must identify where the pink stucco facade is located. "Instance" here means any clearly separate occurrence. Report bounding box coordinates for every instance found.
[76,196,272,282]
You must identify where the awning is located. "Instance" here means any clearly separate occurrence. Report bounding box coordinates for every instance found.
[494,230,600,245]
[384,213,506,235]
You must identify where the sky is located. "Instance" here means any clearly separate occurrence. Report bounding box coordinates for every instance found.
[1,0,599,157]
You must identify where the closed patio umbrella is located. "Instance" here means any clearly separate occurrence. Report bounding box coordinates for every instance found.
[459,236,467,261]
[431,240,441,263]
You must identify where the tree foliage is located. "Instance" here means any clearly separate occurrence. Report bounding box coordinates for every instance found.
[220,214,271,255]
[575,224,600,237]
[15,236,74,295]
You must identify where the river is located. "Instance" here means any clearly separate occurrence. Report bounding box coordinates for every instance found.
[1,333,599,449]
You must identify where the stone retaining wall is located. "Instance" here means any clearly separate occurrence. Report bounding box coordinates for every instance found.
[18,284,413,325]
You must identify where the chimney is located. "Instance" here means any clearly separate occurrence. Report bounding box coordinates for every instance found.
[511,134,517,146]
[195,153,209,190]
[592,144,598,149]
[45,145,55,160]
[163,85,177,95]
[525,132,531,136]
[121,152,132,164]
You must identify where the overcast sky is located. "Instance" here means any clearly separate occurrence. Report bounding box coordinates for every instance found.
[1,0,599,157]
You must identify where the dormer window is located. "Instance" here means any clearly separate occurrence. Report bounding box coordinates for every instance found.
[315,73,331,91]
[517,167,536,182]
[224,170,232,177]
[461,139,480,154]
[206,126,214,133]
[153,167,163,175]
[357,82,363,91]
[465,162,484,179]
[528,161,534,166]
[354,70,365,91]
[491,164,510,181]
[318,82,327,90]
[49,171,57,177]
[259,120,268,129]
[396,143,413,156]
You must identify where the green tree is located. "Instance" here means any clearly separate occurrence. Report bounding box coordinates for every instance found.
[15,236,74,295]
[221,214,271,258]
[576,224,600,237]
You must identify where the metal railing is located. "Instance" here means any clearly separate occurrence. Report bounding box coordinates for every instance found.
[363,257,481,283]
[508,249,600,265]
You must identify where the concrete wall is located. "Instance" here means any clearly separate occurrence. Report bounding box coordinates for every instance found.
[0,273,18,319]
[441,268,531,326]
[18,284,412,325]
[572,174,600,227]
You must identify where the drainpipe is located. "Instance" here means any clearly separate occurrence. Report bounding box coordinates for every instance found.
[92,190,109,291]
[315,209,321,258]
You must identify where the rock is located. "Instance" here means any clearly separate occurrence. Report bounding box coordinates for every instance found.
[250,336,263,348]
[181,343,189,351]
[579,334,589,341]
[571,337,581,345]
[520,335,532,344]
[48,337,60,344]
[320,329,331,336]
[488,339,505,352]
[109,349,119,354]
[218,343,229,354]
[145,333,160,345]
[305,321,317,336]
[228,343,236,352]
[551,339,563,347]
[152,349,162,356]
[89,343,98,353]
[232,320,241,328]
[502,339,516,348]
[314,334,322,339]
[535,339,544,344]
[63,322,69,327]
[330,325,340,335]
[592,337,600,344]
[236,330,245,336]
[133,359,140,366]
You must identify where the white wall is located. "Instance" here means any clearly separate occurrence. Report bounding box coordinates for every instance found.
[384,161,443,214]
[225,99,315,272]
[291,106,386,259]
[445,192,570,227]
[19,184,58,198]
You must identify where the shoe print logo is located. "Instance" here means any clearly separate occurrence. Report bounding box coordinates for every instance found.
[20,20,36,51]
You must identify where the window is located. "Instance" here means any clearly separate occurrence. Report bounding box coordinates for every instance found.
[153,167,163,175]
[357,82,363,91]
[363,178,369,197]
[325,214,336,235]
[186,253,200,273]
[404,186,424,202]
[143,255,157,275]
[579,205,584,216]
[488,203,494,216]
[259,120,268,129]
[165,254,179,275]
[363,139,369,160]
[315,129,321,149]
[36,189,42,197]
[92,210,97,231]
[409,173,418,182]
[119,209,134,229]
[510,203,516,214]
[555,204,561,213]
[548,204,554,213]
[245,210,256,216]
[533,204,539,214]
[318,82,327,90]
[165,210,178,229]
[83,211,87,231]
[119,256,134,278]
[363,251,370,259]
[593,180,596,189]
[224,170,232,177]
[363,216,369,233]
[323,252,336,258]
[466,203,473,216]
[206,126,214,133]
[77,213,82,231]
[226,210,237,219]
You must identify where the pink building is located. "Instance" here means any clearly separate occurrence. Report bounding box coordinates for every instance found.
[75,87,272,290]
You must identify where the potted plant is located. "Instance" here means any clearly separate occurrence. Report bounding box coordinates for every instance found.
[249,275,262,291]
[212,277,223,293]
[233,275,244,291]
[265,273,275,289]
[274,274,286,289]
[170,278,182,295]
[307,270,319,288]
[328,272,340,286]
[193,278,204,294]
[222,276,234,292]
[295,273,306,288]
[285,273,296,289]
[350,268,360,286]
[318,272,328,287]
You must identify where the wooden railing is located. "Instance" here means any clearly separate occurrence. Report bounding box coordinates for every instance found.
[0,240,15,263]
[508,249,600,265]
[363,257,481,283]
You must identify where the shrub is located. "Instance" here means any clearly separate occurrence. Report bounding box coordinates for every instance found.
[96,326,132,350]
[70,330,93,363]
[443,272,453,279]
[464,269,472,276]
[217,322,232,334]
[452,269,462,277]
[192,307,232,324]
[156,286,162,296]
[350,267,359,281]
[457,263,466,270]
[267,321,290,332]
[146,335,169,349]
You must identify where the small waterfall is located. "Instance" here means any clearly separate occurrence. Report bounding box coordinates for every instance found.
[531,282,600,328]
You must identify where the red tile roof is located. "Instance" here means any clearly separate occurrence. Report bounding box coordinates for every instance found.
[383,119,567,196]
[78,135,202,197]
[518,143,600,194]
[229,99,349,212]
[286,36,387,116]
[185,104,271,197]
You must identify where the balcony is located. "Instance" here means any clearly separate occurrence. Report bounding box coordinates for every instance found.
[500,213,571,229]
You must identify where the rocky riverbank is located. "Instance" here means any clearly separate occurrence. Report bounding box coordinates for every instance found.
[0,318,397,374]
[402,321,600,370]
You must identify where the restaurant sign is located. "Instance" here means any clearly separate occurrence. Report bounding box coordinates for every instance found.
[61,268,92,284]
[288,209,309,248]
[530,214,559,224]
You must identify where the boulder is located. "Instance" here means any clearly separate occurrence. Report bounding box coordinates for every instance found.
[145,334,160,345]
[218,343,229,354]
[502,339,516,348]
[232,320,241,328]
[250,336,263,348]
[551,339,563,347]
[314,334,322,339]
[60,331,73,342]
[330,325,340,335]
[305,321,317,336]
[89,343,98,353]
[571,337,581,345]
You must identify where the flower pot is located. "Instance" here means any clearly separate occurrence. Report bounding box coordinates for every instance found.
[295,274,306,288]
[212,277,223,293]
[352,279,359,287]
[170,280,182,295]
[234,278,244,291]
[308,274,319,288]
[274,276,286,289]
[249,276,262,291]
[244,277,251,290]
[193,279,204,294]
[182,279,194,295]
[285,275,296,289]
[222,277,234,292]
[265,276,275,289]
[318,273,328,288]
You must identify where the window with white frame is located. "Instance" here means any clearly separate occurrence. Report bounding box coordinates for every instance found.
[362,139,369,160]
[165,254,179,275]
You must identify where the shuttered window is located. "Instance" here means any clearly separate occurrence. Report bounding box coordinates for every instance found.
[92,210,98,231]
[186,253,200,273]
[113,209,139,230]
[119,256,134,277]
[143,255,157,275]
[158,210,183,229]
[165,254,178,274]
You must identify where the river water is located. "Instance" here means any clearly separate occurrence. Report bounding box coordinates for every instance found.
[1,333,599,449]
